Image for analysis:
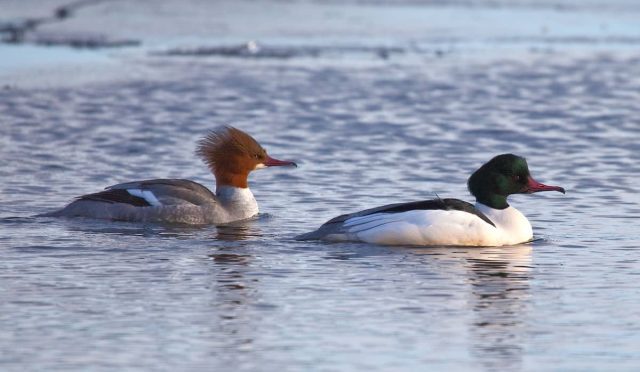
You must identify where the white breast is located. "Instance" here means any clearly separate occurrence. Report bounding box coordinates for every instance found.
[475,203,533,245]
[215,186,259,222]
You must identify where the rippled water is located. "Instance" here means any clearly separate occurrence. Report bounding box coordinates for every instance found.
[2,1,640,371]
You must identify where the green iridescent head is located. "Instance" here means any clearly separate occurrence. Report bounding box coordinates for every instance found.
[467,154,565,209]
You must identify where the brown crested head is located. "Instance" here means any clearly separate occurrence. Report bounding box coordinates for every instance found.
[196,126,296,188]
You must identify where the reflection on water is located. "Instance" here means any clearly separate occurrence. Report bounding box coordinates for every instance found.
[209,252,252,265]
[213,219,263,241]
[26,215,264,241]
[467,247,531,370]
[208,248,255,354]
[407,246,532,370]
[1,8,640,368]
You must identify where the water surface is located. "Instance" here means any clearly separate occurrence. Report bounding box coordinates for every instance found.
[1,1,640,371]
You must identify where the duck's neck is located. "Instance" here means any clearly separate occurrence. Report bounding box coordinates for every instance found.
[474,193,509,210]
[216,185,256,205]
[215,171,249,189]
[216,185,259,217]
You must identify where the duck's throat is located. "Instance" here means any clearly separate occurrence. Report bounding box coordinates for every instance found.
[475,193,509,210]
[215,172,249,189]
[216,186,259,216]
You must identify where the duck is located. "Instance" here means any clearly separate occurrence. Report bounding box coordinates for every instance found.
[296,154,564,246]
[41,126,297,224]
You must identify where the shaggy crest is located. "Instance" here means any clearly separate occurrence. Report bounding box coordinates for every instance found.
[196,126,265,173]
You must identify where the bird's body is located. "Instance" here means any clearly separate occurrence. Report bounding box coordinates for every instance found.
[297,199,533,246]
[44,180,258,224]
[297,154,564,247]
[42,127,296,224]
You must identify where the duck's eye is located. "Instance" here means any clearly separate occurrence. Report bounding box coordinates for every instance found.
[513,175,523,182]
[253,154,260,159]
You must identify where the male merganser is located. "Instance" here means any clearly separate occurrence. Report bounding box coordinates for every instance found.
[42,126,297,224]
[296,154,564,246]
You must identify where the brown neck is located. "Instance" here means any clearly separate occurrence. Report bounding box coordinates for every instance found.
[215,171,249,189]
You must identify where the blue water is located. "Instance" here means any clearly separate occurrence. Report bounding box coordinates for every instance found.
[1,1,640,371]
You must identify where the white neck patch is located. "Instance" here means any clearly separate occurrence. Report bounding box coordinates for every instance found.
[216,186,259,218]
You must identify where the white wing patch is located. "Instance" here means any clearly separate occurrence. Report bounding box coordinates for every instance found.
[127,189,162,206]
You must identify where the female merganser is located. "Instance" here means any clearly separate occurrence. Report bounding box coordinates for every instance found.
[296,154,564,246]
[42,126,297,224]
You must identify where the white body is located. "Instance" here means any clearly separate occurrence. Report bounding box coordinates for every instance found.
[321,203,533,247]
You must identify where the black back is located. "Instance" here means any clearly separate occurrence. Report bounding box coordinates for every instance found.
[325,198,495,227]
